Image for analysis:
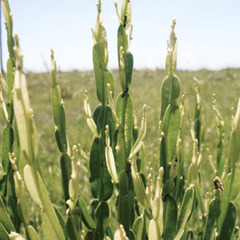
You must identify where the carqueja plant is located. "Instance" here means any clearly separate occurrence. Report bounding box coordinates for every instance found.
[0,0,240,239]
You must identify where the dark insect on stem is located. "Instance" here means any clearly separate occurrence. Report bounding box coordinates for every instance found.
[123,15,127,28]
[121,87,129,98]
[173,156,178,169]
[213,178,224,191]
[162,193,169,202]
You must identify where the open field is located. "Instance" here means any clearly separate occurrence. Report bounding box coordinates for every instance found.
[1,68,240,213]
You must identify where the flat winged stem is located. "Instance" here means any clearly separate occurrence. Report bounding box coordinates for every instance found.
[119,46,126,91]
[9,232,25,240]
[128,105,147,160]
[0,86,9,123]
[67,146,80,209]
[107,83,118,122]
[105,125,119,184]
[169,138,181,179]
[83,92,92,118]
[114,225,129,240]
[131,157,150,213]
[230,97,240,165]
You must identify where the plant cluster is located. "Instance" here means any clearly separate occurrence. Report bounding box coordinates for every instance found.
[0,0,240,239]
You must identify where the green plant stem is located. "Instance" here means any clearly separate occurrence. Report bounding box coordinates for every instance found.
[18,85,35,163]
[28,165,62,240]
[169,54,173,101]
[62,153,70,202]
[195,180,205,218]
[218,166,235,234]
[99,70,106,202]
[121,96,127,159]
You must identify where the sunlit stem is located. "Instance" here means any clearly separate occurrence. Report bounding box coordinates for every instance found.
[96,0,101,12]
[91,28,96,44]
[67,145,80,208]
[77,143,89,162]
[84,90,92,118]
[131,156,151,218]
[127,24,133,52]
[9,232,25,240]
[50,49,58,85]
[146,170,153,209]
[0,73,7,93]
[169,18,176,50]
[114,225,129,240]
[13,33,23,70]
[0,86,9,123]
[192,139,198,163]
[107,83,118,123]
[128,105,147,160]
[81,230,85,240]
[119,46,126,91]
[197,144,203,167]
[206,148,216,171]
[8,152,17,171]
[105,125,118,184]
[114,1,121,22]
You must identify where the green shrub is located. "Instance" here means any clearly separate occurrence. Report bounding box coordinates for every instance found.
[0,0,239,239]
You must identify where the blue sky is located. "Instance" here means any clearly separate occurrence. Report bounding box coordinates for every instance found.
[1,0,240,72]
